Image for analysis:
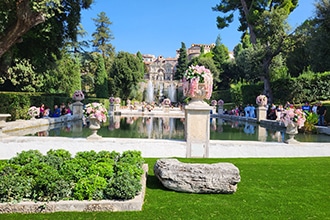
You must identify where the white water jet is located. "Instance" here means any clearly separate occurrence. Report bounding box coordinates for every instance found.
[168,83,177,102]
[146,80,154,103]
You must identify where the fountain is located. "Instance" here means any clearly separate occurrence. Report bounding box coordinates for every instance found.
[167,83,177,103]
[146,80,154,103]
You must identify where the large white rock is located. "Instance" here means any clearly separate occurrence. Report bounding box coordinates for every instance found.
[154,159,240,194]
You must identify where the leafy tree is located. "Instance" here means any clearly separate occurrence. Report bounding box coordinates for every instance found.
[43,50,81,95]
[212,35,229,74]
[0,0,93,59]
[7,59,43,92]
[212,0,299,103]
[109,52,144,101]
[308,0,330,72]
[174,42,188,80]
[94,53,108,98]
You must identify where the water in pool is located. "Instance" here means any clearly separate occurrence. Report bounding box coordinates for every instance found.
[31,116,330,143]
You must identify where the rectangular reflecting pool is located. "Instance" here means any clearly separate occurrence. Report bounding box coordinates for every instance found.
[26,116,330,143]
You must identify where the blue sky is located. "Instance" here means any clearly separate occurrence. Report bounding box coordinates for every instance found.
[80,0,316,58]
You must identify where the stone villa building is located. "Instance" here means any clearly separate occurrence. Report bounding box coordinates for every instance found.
[142,43,216,81]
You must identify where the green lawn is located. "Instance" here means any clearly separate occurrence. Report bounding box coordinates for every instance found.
[1,157,330,220]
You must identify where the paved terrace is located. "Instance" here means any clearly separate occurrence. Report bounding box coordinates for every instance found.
[1,111,329,160]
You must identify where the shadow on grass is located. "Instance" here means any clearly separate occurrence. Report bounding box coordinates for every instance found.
[146,174,171,191]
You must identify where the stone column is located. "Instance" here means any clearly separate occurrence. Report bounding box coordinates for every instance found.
[218,106,224,115]
[185,101,212,158]
[256,106,267,122]
[257,125,267,141]
[72,101,84,120]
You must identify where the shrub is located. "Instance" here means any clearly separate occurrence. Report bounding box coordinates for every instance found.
[73,175,107,200]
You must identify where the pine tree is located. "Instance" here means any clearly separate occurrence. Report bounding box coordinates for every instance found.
[91,12,115,60]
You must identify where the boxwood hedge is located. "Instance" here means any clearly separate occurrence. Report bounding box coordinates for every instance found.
[0,149,144,203]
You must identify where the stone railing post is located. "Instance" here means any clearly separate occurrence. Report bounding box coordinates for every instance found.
[72,101,84,120]
[185,101,212,158]
[256,106,267,122]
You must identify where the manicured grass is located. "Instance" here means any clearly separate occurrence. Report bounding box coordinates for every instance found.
[1,157,330,219]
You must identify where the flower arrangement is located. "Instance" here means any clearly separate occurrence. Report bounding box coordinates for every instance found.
[218,99,224,106]
[281,107,306,129]
[109,96,115,104]
[182,65,213,100]
[28,106,40,118]
[256,95,267,106]
[83,102,108,123]
[114,97,121,104]
[211,100,217,106]
[72,90,84,101]
[163,98,171,106]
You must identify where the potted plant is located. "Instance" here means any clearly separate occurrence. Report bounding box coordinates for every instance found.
[182,65,213,101]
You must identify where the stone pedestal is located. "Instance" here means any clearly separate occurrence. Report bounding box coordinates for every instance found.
[109,103,114,114]
[163,105,170,113]
[256,106,267,122]
[218,107,224,115]
[114,104,120,112]
[211,106,217,114]
[185,100,212,158]
[72,101,84,119]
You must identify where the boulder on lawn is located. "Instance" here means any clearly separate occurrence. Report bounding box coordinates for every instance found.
[154,158,240,194]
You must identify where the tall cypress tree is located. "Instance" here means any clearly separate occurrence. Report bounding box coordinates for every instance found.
[94,53,108,98]
[174,42,188,80]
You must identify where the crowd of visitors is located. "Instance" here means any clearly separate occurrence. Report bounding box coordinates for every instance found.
[223,101,327,126]
[38,102,72,118]
[266,101,327,126]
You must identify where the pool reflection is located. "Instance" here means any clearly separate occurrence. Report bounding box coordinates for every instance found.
[33,117,330,143]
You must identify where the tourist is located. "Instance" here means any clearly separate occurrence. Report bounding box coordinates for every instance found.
[267,104,277,120]
[244,104,250,118]
[317,101,327,126]
[302,102,311,114]
[43,106,50,118]
[39,103,45,118]
[250,105,256,118]
[312,103,318,114]
[52,105,61,117]
[276,104,284,121]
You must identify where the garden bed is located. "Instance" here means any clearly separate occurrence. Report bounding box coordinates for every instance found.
[0,164,147,214]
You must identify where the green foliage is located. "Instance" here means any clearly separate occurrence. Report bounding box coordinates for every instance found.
[109,51,145,101]
[94,53,109,98]
[174,42,188,80]
[104,172,142,200]
[91,11,115,58]
[7,59,44,92]
[303,112,318,133]
[0,149,144,203]
[73,175,107,200]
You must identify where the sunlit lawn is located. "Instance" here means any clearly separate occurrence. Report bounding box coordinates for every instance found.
[1,157,330,220]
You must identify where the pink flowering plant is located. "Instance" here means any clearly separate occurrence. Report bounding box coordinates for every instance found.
[72,90,84,101]
[182,65,213,100]
[28,106,40,118]
[281,107,306,129]
[83,102,108,123]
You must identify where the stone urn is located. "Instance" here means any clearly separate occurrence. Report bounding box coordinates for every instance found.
[184,82,212,106]
[87,117,102,140]
[285,122,299,144]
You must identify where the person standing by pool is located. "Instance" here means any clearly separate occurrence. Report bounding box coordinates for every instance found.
[317,102,327,126]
